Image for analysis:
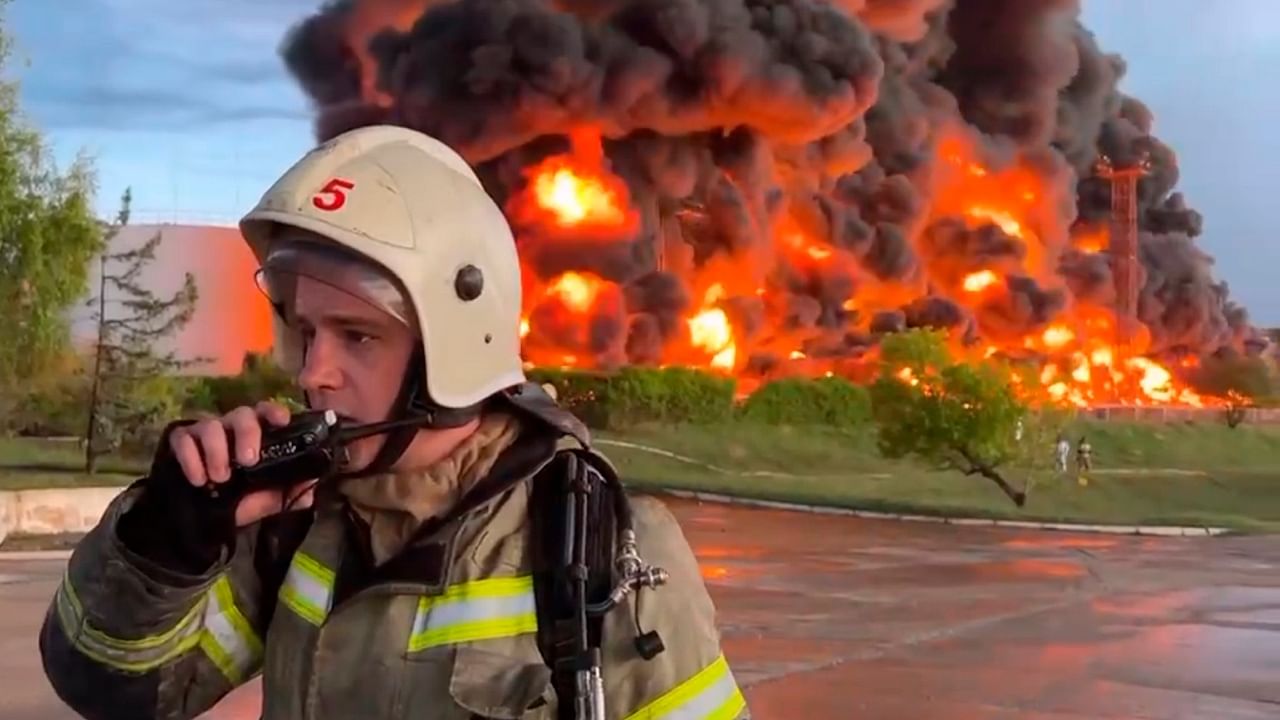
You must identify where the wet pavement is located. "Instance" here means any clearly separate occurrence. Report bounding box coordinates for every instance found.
[4,497,1280,719]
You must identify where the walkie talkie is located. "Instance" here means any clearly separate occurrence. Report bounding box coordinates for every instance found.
[206,409,343,504]
[203,409,431,508]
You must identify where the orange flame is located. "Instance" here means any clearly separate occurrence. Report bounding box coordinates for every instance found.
[963,270,999,293]
[533,163,627,228]
[687,284,737,372]
[547,272,598,312]
[500,124,1221,409]
[1073,225,1108,253]
[508,128,637,237]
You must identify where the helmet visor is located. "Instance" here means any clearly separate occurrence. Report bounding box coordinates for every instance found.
[255,236,416,331]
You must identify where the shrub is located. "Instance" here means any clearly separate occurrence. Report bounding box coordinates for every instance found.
[737,376,872,427]
[110,374,196,457]
[526,367,613,427]
[187,352,301,414]
[11,364,92,437]
[528,366,736,428]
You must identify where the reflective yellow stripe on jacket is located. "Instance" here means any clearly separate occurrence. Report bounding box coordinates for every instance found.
[278,553,537,651]
[279,552,335,626]
[408,575,538,651]
[54,572,262,683]
[624,654,747,720]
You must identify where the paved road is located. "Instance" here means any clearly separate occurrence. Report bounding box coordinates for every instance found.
[5,498,1280,719]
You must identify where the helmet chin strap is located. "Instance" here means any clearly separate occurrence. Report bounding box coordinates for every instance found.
[327,346,483,481]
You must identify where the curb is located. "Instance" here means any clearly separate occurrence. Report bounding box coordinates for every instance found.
[0,486,127,546]
[0,550,74,561]
[654,489,1234,537]
[0,481,1235,558]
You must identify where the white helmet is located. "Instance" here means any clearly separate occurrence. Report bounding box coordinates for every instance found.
[239,125,526,413]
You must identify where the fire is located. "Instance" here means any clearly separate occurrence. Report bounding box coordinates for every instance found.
[1073,225,1108,253]
[1042,324,1074,349]
[503,126,1221,410]
[965,206,1030,241]
[784,232,834,262]
[548,272,597,312]
[687,284,737,372]
[533,164,627,227]
[519,270,623,370]
[963,270,998,293]
[508,128,637,237]
[1002,308,1215,408]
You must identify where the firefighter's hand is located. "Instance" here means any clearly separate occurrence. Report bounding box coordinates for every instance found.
[167,400,317,526]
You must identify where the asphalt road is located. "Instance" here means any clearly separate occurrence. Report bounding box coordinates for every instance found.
[5,498,1280,719]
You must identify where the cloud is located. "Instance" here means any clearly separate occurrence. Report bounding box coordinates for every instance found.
[13,0,314,131]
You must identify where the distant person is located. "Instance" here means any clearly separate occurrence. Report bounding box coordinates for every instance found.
[1055,435,1070,473]
[1076,436,1094,473]
[38,125,747,720]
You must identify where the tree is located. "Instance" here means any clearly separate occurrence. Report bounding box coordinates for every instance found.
[1224,390,1249,429]
[867,329,1064,507]
[1185,353,1277,428]
[1186,353,1276,429]
[1189,353,1275,400]
[84,190,198,471]
[0,0,104,424]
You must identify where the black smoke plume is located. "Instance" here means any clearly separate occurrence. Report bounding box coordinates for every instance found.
[279,0,1264,377]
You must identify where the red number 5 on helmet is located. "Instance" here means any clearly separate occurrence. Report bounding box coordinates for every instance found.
[312,178,355,211]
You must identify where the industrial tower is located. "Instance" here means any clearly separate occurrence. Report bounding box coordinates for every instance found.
[1093,152,1150,346]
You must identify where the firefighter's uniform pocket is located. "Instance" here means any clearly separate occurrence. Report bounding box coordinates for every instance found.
[448,643,555,719]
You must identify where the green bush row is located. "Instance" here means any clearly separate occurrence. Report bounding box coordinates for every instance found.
[4,353,303,444]
[184,353,303,415]
[528,367,872,429]
[8,357,873,447]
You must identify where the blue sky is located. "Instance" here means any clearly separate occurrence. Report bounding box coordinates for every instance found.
[9,0,1280,323]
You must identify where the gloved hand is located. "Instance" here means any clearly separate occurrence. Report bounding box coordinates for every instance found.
[116,401,316,574]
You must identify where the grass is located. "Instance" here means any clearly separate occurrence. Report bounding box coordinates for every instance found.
[598,419,1280,533]
[3,418,1279,532]
[0,436,143,490]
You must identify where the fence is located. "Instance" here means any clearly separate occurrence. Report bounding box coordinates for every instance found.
[1086,405,1280,424]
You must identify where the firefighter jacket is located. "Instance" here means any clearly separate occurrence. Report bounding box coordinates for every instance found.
[38,392,749,720]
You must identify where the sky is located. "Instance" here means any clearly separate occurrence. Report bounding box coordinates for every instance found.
[8,0,1280,324]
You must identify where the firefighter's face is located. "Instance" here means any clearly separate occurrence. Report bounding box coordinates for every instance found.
[289,274,416,471]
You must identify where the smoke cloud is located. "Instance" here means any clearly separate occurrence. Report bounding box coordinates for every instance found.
[278,0,1264,380]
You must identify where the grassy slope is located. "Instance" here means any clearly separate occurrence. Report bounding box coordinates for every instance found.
[3,419,1279,531]
[598,420,1280,532]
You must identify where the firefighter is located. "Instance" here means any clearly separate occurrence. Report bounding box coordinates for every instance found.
[1054,435,1070,473]
[39,125,748,720]
[1076,435,1094,473]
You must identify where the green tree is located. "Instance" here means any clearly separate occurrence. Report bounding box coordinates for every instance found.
[84,190,198,471]
[1188,353,1276,401]
[868,329,1057,506]
[0,0,103,423]
[1185,353,1277,428]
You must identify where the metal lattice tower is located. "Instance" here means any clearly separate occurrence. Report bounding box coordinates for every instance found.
[1093,152,1150,346]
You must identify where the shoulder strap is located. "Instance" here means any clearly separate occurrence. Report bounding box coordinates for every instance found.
[528,444,621,720]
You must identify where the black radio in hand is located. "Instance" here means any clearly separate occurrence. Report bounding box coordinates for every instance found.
[207,409,342,503]
[205,409,431,506]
